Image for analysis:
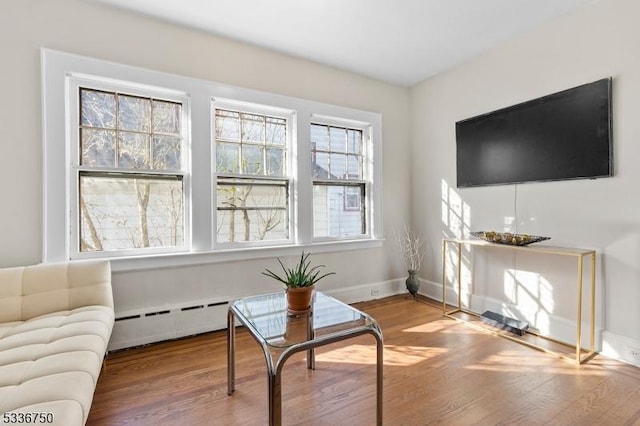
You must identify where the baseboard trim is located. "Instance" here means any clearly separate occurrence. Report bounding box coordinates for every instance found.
[601,330,640,367]
[325,278,406,304]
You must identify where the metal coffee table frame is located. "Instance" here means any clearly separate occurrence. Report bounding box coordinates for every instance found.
[227,291,383,426]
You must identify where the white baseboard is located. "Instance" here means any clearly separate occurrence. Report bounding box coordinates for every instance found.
[601,330,640,367]
[325,278,406,304]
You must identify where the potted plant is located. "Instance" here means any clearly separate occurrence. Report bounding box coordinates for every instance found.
[396,225,424,299]
[262,251,335,314]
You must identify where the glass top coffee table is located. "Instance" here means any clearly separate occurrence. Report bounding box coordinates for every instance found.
[227,291,383,426]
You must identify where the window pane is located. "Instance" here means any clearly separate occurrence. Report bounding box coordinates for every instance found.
[242,145,263,174]
[118,132,149,169]
[347,155,361,179]
[329,153,347,178]
[266,147,285,176]
[329,127,347,152]
[217,181,287,208]
[216,179,288,242]
[241,113,265,142]
[313,152,330,178]
[217,143,240,173]
[153,135,181,170]
[79,175,183,252]
[266,117,286,145]
[311,124,329,151]
[313,185,364,237]
[80,89,116,128]
[217,209,288,243]
[81,129,115,167]
[348,129,362,154]
[118,95,151,132]
[216,110,240,141]
[153,100,181,135]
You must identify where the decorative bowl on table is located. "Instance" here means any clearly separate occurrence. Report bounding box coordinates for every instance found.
[470,231,550,246]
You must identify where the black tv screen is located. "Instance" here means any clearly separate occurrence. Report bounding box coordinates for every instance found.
[456,78,612,188]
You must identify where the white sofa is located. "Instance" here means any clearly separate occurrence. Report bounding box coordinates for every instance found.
[0,260,114,425]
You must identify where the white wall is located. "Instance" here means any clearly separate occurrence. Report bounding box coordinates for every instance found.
[0,0,411,339]
[411,0,640,365]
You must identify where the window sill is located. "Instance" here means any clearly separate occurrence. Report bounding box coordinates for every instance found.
[108,238,384,273]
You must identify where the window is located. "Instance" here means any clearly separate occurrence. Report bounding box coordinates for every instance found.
[69,80,190,258]
[343,186,361,211]
[214,108,291,245]
[311,123,367,238]
[42,49,382,269]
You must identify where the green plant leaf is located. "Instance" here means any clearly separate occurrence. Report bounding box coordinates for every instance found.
[262,251,335,288]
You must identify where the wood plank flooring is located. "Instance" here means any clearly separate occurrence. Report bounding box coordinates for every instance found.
[88,295,640,425]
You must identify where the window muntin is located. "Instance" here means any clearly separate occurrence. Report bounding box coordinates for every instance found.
[214,108,290,244]
[311,124,363,180]
[215,110,286,176]
[311,123,367,239]
[76,87,186,255]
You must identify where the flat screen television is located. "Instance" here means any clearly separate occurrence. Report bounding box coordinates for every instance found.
[456,78,613,188]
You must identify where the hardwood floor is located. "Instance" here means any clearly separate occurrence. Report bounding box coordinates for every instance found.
[88,295,640,425]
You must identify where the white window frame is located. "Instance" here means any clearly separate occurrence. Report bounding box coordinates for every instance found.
[67,75,192,259]
[42,49,383,272]
[212,98,296,249]
[310,117,373,242]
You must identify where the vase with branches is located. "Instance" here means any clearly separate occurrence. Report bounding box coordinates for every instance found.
[396,225,424,299]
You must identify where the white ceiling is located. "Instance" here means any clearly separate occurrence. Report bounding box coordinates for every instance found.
[90,0,595,87]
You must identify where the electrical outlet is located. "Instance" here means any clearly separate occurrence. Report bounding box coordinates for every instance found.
[630,347,640,360]
[370,289,380,297]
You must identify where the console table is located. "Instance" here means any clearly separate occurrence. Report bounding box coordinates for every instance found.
[441,238,596,364]
[227,291,383,425]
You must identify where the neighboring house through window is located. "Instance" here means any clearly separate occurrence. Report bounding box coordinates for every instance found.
[311,123,367,238]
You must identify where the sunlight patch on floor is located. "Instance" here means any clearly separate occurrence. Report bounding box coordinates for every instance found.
[465,350,608,376]
[403,320,480,335]
[403,321,453,333]
[316,344,448,367]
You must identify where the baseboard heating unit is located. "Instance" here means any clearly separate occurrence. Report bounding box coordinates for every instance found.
[109,300,229,351]
[480,311,529,336]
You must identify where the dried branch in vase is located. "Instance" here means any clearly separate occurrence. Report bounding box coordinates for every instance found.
[395,225,424,272]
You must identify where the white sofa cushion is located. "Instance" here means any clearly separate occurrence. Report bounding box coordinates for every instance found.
[0,261,114,426]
